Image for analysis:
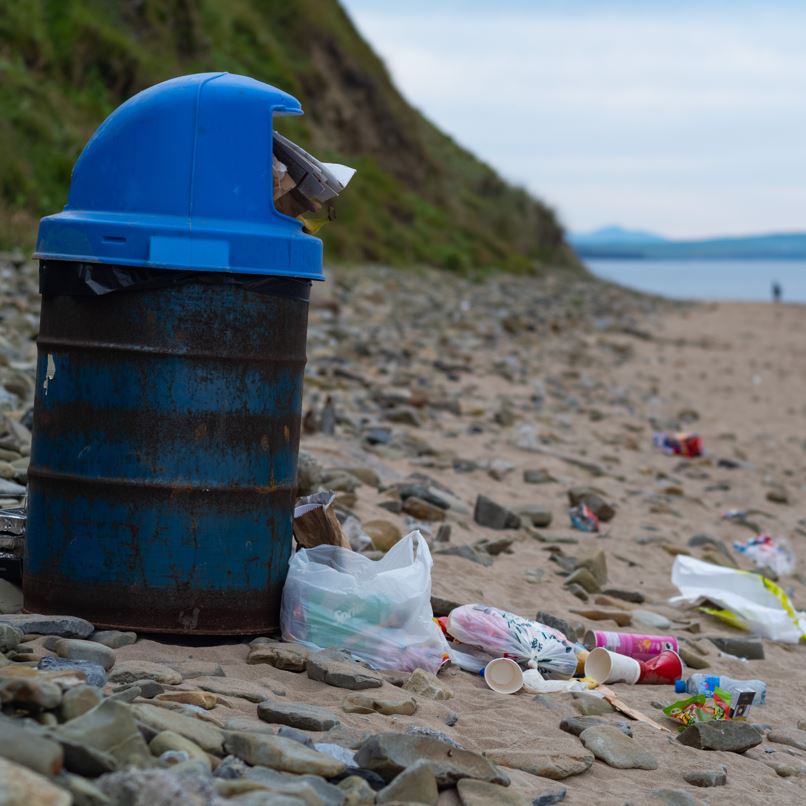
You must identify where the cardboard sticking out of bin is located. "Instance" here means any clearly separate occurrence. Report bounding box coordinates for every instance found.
[293,491,351,550]
[272,133,356,230]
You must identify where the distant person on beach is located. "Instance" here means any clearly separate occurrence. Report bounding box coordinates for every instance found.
[772,281,782,303]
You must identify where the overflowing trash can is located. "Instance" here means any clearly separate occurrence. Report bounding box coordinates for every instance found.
[24,73,350,634]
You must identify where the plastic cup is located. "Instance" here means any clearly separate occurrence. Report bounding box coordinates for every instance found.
[637,650,685,685]
[484,658,523,694]
[585,647,641,685]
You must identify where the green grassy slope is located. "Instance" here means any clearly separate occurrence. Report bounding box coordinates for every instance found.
[0,0,578,272]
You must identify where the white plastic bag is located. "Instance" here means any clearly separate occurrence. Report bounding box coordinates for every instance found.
[281,531,448,673]
[670,555,806,643]
[446,604,577,678]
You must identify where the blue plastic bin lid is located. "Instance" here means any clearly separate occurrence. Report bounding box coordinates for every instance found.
[35,73,324,280]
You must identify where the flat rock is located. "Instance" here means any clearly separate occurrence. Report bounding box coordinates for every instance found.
[536,612,578,642]
[0,613,94,638]
[683,768,727,787]
[602,588,645,604]
[649,788,699,805]
[518,507,553,528]
[632,610,672,630]
[247,643,309,672]
[767,727,806,752]
[706,635,764,660]
[573,547,608,587]
[403,668,454,700]
[570,608,631,627]
[243,765,348,803]
[355,732,509,787]
[0,756,71,806]
[486,740,594,780]
[572,692,614,716]
[762,755,806,777]
[50,637,116,671]
[580,725,658,769]
[473,495,521,530]
[224,731,346,777]
[564,568,600,593]
[0,715,64,776]
[676,721,762,752]
[193,675,270,703]
[258,698,340,731]
[109,660,182,685]
[162,659,224,679]
[436,545,493,566]
[342,692,417,715]
[60,684,103,721]
[559,716,632,738]
[37,656,107,687]
[377,758,438,804]
[0,676,62,710]
[457,778,529,805]
[306,649,382,690]
[431,595,463,617]
[132,702,224,754]
[114,679,163,698]
[90,630,137,649]
[678,645,710,670]
[533,785,568,806]
[0,623,22,652]
[156,690,218,710]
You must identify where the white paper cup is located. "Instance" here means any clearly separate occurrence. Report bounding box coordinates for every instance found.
[484,658,523,694]
[585,647,641,685]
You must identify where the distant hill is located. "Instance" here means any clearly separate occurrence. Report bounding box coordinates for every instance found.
[573,231,806,260]
[0,0,578,272]
[570,226,668,246]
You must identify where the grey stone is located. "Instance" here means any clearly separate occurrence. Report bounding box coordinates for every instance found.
[376,758,438,804]
[566,583,589,601]
[762,755,806,777]
[0,622,22,651]
[406,726,463,748]
[114,679,164,698]
[706,635,765,660]
[278,726,314,746]
[0,613,94,638]
[109,660,182,685]
[192,675,270,703]
[342,692,417,716]
[60,684,103,721]
[149,730,210,769]
[632,610,672,630]
[57,699,151,769]
[0,676,62,710]
[244,766,347,805]
[572,692,614,716]
[536,612,578,642]
[132,703,224,754]
[257,698,340,731]
[676,721,762,752]
[563,568,600,593]
[402,668,454,700]
[163,659,225,679]
[518,507,553,528]
[95,767,220,805]
[0,715,64,776]
[473,495,521,530]
[35,657,101,686]
[224,731,346,777]
[567,487,615,521]
[0,756,71,805]
[355,732,509,787]
[524,469,557,485]
[247,643,309,672]
[338,774,376,806]
[435,545,493,566]
[486,740,594,780]
[90,630,137,649]
[475,536,515,556]
[59,771,113,806]
[296,450,323,496]
[431,595,463,617]
[457,778,529,805]
[108,686,142,704]
[573,547,607,587]
[602,588,645,604]
[677,645,710,670]
[50,638,116,671]
[579,725,658,769]
[533,786,568,806]
[683,768,727,787]
[306,649,383,690]
[649,788,699,806]
[559,716,632,738]
[767,727,806,752]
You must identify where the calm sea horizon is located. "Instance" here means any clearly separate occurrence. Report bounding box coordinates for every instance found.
[586,258,806,303]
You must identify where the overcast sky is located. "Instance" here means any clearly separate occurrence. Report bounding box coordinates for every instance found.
[341,0,806,238]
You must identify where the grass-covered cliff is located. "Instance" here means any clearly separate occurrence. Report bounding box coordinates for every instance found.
[0,0,578,272]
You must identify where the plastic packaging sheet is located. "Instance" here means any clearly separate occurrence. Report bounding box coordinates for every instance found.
[281,531,449,673]
[446,604,577,678]
[670,555,806,643]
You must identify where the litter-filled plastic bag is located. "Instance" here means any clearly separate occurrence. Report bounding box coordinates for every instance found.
[446,604,577,678]
[281,531,448,673]
[670,555,806,643]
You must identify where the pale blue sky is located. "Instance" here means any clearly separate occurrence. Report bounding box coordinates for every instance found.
[341,0,806,238]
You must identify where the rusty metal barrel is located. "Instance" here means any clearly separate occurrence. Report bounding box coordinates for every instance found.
[24,73,323,633]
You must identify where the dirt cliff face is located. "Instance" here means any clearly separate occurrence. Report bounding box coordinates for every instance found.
[0,0,577,272]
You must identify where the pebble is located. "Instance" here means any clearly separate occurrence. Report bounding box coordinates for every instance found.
[224,731,346,777]
[47,637,116,671]
[402,668,454,700]
[403,496,446,521]
[354,732,509,787]
[257,698,341,731]
[573,547,608,587]
[192,675,270,703]
[649,788,699,806]
[579,725,658,769]
[677,645,710,670]
[0,716,64,776]
[518,506,553,528]
[457,778,529,805]
[363,519,402,552]
[431,595,463,617]
[132,703,225,754]
[559,716,632,737]
[0,622,22,651]
[306,649,383,690]
[156,691,218,710]
[338,775,377,804]
[632,610,672,630]
[163,659,225,679]
[523,469,556,484]
[0,676,62,710]
[37,656,108,686]
[435,545,493,566]
[570,608,631,627]
[0,614,94,638]
[114,678,164,698]
[572,692,614,716]
[486,741,594,780]
[59,683,103,721]
[0,756,71,805]
[563,568,600,594]
[149,730,211,769]
[89,629,137,649]
[342,692,418,716]
[706,635,765,660]
[602,588,645,603]
[108,660,182,685]
[767,727,806,752]
[376,758,438,805]
[533,785,568,805]
[676,720,762,752]
[473,495,521,530]
[683,767,727,787]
